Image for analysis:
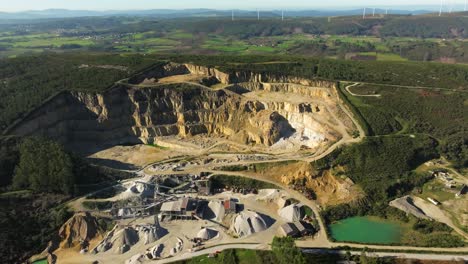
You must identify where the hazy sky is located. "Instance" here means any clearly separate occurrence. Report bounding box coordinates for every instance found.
[0,0,463,12]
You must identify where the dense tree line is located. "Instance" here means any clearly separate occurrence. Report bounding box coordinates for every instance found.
[271,236,306,264]
[13,137,75,194]
[379,16,468,38]
[0,136,132,194]
[0,135,129,263]
[387,40,468,63]
[210,175,276,190]
[0,192,72,263]
[171,54,468,88]
[6,15,465,39]
[0,53,155,130]
[0,136,19,187]
[334,135,438,203]
[343,85,468,167]
[440,132,468,168]
[321,135,438,224]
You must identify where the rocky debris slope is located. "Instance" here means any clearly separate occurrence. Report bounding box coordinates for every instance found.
[31,213,107,264]
[390,195,430,220]
[93,224,168,255]
[128,63,190,85]
[253,161,362,206]
[58,212,103,249]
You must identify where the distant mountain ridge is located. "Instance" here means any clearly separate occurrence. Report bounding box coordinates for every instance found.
[0,8,442,20]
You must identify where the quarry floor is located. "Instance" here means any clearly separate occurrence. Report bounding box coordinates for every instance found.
[64,170,468,264]
[62,188,293,264]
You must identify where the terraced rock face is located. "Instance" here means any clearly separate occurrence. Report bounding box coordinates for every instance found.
[7,83,294,148]
[6,62,348,152]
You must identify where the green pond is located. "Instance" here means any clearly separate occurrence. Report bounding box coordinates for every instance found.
[330,216,402,244]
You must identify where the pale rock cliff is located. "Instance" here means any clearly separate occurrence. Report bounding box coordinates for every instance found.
[7,84,294,148]
[6,62,342,150]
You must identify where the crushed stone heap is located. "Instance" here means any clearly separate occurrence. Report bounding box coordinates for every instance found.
[231,210,272,237]
[58,212,102,249]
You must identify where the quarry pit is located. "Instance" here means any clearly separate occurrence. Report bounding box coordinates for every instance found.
[17,61,364,264]
[8,62,360,168]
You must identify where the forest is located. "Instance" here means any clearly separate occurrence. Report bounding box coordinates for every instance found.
[210,175,276,190]
[332,135,439,206]
[0,135,128,262]
[339,84,468,168]
[0,54,155,130]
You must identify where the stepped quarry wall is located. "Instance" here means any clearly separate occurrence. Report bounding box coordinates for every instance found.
[6,62,343,150]
[6,84,294,147]
[130,62,337,90]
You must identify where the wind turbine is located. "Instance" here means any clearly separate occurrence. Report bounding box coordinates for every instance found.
[232,10,234,21]
[282,10,284,21]
[465,0,467,11]
[257,9,260,20]
[439,0,443,16]
[372,8,375,16]
[363,7,366,19]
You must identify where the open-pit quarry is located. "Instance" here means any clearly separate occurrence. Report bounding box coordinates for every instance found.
[12,61,364,264]
[22,62,467,264]
[7,62,360,164]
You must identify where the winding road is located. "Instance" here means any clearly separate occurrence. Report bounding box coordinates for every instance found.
[345,82,381,97]
[155,243,467,263]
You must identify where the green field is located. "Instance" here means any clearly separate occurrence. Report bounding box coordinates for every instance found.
[1,15,466,63]
[359,52,408,61]
[12,37,94,48]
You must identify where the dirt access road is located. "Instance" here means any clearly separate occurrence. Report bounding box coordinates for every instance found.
[345,82,381,97]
